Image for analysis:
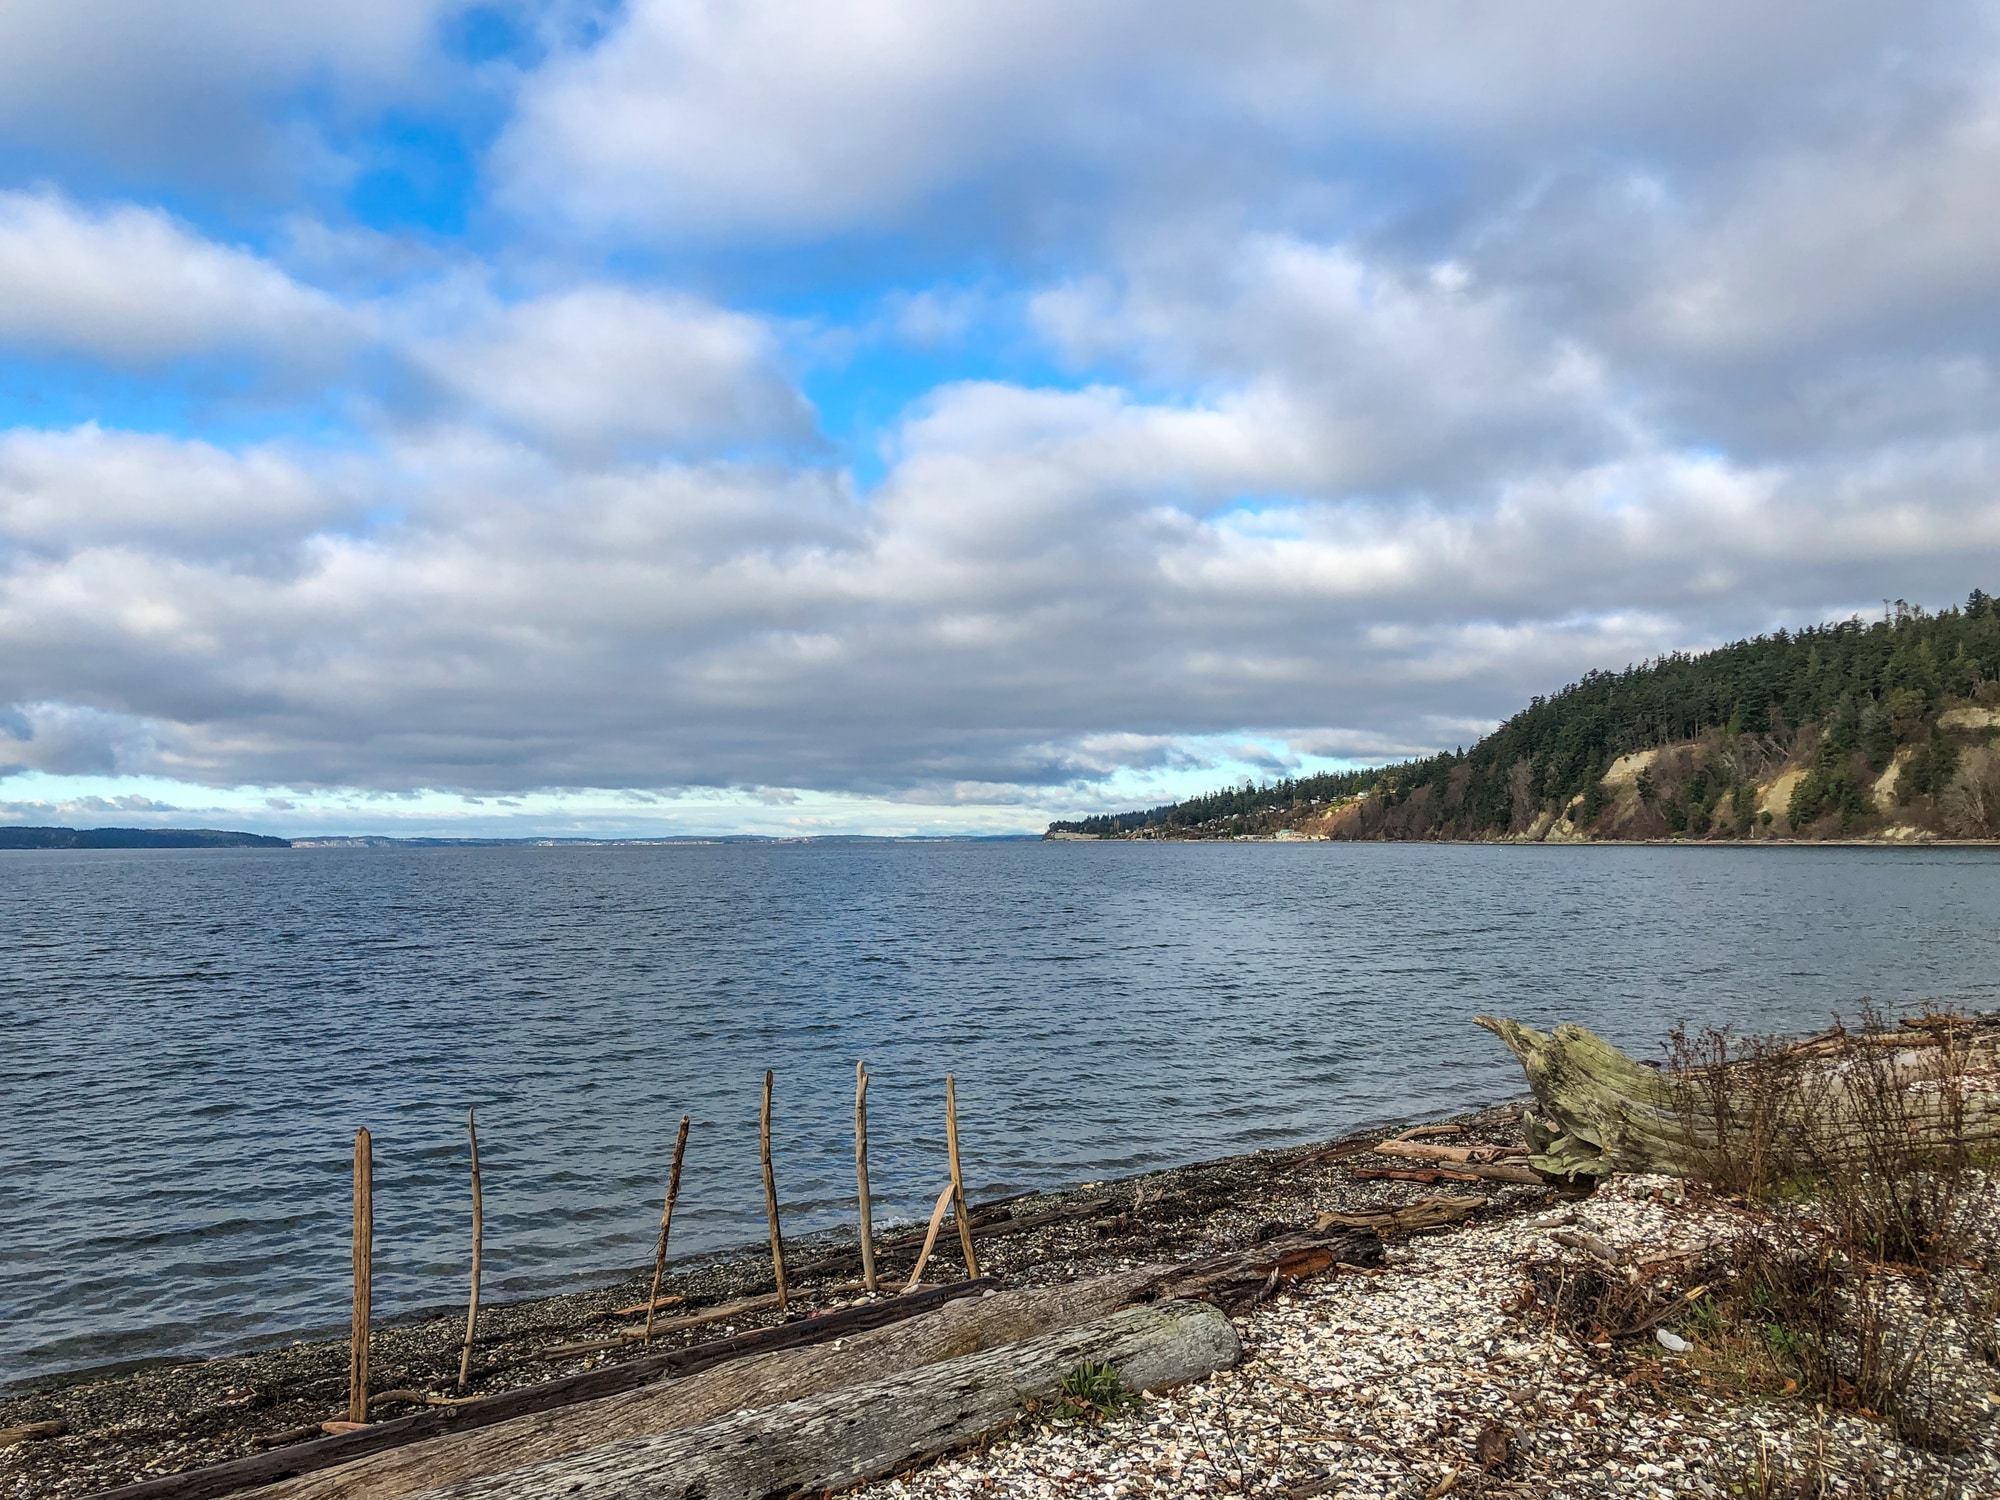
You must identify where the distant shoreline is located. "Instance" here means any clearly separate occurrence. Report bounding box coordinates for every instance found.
[0,826,289,850]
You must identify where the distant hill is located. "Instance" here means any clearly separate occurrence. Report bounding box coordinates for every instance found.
[0,827,291,850]
[1048,591,2000,844]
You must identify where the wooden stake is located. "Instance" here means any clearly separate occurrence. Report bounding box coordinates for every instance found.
[855,1061,877,1294]
[348,1127,372,1425]
[904,1182,958,1291]
[457,1109,482,1391]
[644,1113,692,1345]
[945,1074,979,1280]
[760,1070,788,1312]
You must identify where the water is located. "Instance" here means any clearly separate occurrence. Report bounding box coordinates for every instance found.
[4,839,1998,1387]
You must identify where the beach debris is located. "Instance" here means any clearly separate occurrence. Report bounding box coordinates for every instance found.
[1550,1228,1625,1264]
[1474,1013,1999,1179]
[0,1420,66,1448]
[642,1113,691,1347]
[248,1272,1165,1500]
[759,1070,788,1313]
[945,1074,980,1280]
[349,1127,373,1426]
[855,1061,877,1294]
[902,1183,959,1291]
[1136,1227,1384,1312]
[1373,1138,1528,1164]
[1354,1165,1484,1185]
[395,1300,1241,1500]
[1315,1194,1485,1237]
[457,1108,483,1391]
[1656,1327,1691,1353]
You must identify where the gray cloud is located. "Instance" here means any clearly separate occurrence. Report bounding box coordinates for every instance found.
[412,286,817,458]
[0,0,465,188]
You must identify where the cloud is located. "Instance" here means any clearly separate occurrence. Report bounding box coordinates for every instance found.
[0,1,462,188]
[493,0,1938,243]
[0,190,355,366]
[0,425,358,551]
[413,286,816,457]
[3,374,1997,804]
[0,702,161,777]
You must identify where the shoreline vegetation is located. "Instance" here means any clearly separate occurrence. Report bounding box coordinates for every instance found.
[1049,592,2000,845]
[6,1010,1995,1499]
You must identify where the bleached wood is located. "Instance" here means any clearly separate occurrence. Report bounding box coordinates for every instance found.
[403,1300,1241,1500]
[257,1272,1161,1500]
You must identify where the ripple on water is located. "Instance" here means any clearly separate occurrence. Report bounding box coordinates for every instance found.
[4,839,1999,1385]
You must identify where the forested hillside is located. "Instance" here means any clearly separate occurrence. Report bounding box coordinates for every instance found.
[1048,592,2000,843]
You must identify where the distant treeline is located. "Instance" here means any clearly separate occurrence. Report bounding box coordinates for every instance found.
[0,826,291,850]
[1048,767,1390,837]
[1049,591,2000,840]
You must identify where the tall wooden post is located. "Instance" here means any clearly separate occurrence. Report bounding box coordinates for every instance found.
[855,1061,877,1294]
[760,1070,789,1312]
[644,1113,692,1345]
[945,1075,979,1280]
[348,1127,373,1424]
[457,1109,482,1391]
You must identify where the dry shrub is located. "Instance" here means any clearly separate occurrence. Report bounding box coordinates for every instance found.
[1660,1008,1995,1451]
[1717,1431,1936,1500]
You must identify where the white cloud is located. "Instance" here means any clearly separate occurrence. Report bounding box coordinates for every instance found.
[414,286,815,456]
[493,0,1937,242]
[0,190,355,365]
[0,425,356,550]
[3,372,1996,805]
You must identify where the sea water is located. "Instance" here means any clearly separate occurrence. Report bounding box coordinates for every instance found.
[5,839,1997,1385]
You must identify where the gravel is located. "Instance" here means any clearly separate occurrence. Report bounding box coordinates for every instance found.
[850,1176,2000,1500]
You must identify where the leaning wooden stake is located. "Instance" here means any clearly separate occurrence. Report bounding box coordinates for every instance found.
[349,1127,373,1424]
[855,1062,878,1294]
[945,1074,979,1280]
[644,1114,692,1345]
[760,1070,788,1312]
[904,1182,958,1291]
[457,1110,482,1391]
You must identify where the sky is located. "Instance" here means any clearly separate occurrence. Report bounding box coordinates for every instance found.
[3,2,2000,838]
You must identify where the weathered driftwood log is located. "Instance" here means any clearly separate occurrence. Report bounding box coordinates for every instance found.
[1474,1014,1998,1180]
[1372,1140,1525,1165]
[402,1300,1240,1500]
[1137,1227,1382,1311]
[1475,1015,1715,1178]
[91,1281,999,1500]
[1315,1195,1486,1236]
[258,1270,1168,1500]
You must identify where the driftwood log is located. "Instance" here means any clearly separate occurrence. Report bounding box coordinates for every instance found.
[1473,1016,1694,1177]
[256,1271,1167,1500]
[1138,1227,1381,1311]
[1474,1014,1998,1180]
[1370,1139,1542,1184]
[402,1299,1241,1500]
[1316,1195,1486,1236]
[252,1233,1375,1500]
[87,1281,1000,1500]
